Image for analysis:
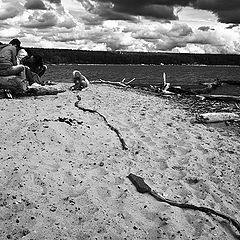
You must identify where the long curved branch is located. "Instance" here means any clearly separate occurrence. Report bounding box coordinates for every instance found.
[127,173,240,236]
[74,99,128,150]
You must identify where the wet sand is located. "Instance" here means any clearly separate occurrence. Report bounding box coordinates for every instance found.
[0,84,239,240]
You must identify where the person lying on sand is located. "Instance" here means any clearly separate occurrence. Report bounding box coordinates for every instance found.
[70,70,90,91]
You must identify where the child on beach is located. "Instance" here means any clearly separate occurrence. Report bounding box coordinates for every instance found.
[71,70,90,91]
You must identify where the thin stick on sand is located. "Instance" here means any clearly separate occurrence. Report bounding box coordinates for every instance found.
[74,97,128,150]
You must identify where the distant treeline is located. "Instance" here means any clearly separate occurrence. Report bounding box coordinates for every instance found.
[26,48,240,66]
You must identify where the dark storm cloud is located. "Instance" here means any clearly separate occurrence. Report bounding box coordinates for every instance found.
[198,26,210,31]
[195,0,239,11]
[194,0,240,23]
[83,0,240,23]
[24,0,47,10]
[94,3,136,21]
[216,9,240,24]
[225,24,239,29]
[45,0,62,5]
[79,0,179,21]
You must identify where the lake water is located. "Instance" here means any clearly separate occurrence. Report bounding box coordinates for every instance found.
[42,64,240,95]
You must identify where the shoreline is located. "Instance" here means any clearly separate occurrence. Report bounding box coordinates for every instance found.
[0,84,239,239]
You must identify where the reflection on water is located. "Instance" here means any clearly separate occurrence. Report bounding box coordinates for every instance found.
[42,64,240,95]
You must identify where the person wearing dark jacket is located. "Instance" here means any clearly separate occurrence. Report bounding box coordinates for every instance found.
[0,39,25,76]
[21,54,47,85]
[0,39,28,96]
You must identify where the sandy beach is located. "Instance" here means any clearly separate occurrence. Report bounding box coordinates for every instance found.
[0,83,239,240]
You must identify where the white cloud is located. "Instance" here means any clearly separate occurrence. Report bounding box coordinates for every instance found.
[0,27,21,38]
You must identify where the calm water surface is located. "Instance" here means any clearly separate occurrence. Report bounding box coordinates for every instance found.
[42,64,240,95]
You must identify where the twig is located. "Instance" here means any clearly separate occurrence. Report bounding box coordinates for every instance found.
[127,173,240,236]
[74,99,128,150]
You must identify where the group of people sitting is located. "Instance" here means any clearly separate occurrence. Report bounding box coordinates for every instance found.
[0,38,90,98]
[0,38,48,97]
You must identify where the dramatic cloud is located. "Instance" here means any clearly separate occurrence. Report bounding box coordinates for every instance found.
[198,26,210,31]
[0,0,240,53]
[21,12,58,28]
[46,0,61,4]
[81,0,240,23]
[79,0,179,21]
[0,3,19,20]
[194,0,240,24]
[226,24,239,29]
[57,17,76,29]
[24,0,47,10]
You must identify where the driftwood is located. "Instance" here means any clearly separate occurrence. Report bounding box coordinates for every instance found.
[91,73,239,104]
[127,173,240,236]
[166,79,222,95]
[194,112,240,123]
[74,96,128,150]
[221,80,240,86]
[91,78,136,87]
[200,94,240,102]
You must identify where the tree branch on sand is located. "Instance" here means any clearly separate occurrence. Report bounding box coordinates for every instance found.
[128,173,240,237]
[74,96,128,150]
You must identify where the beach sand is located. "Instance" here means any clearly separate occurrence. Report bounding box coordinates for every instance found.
[0,84,239,240]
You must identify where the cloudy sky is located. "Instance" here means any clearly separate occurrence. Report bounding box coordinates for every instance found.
[0,0,240,54]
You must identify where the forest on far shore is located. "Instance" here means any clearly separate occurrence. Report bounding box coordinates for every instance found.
[26,48,240,66]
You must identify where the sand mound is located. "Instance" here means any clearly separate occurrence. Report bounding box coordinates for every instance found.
[0,84,239,239]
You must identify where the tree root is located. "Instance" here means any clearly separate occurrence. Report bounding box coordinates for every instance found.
[74,99,128,150]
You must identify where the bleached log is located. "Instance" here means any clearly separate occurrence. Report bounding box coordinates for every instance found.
[91,78,136,87]
[194,112,240,123]
[26,83,66,96]
[161,72,175,95]
[200,94,240,102]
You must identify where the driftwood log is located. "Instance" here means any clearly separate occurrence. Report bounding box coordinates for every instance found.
[91,78,136,87]
[127,173,240,236]
[200,94,240,102]
[194,112,240,123]
[167,79,222,95]
[90,73,240,104]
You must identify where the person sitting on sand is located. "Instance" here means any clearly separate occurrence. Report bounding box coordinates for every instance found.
[70,70,90,91]
[0,39,29,97]
[0,39,25,76]
[16,49,50,86]
[22,54,47,78]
